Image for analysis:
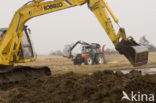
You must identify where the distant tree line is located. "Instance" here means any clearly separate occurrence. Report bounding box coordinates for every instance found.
[49,36,156,56]
[49,50,63,56]
[139,36,156,52]
[104,48,118,55]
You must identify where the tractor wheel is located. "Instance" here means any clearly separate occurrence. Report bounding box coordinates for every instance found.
[95,54,105,64]
[84,56,93,65]
[73,60,82,65]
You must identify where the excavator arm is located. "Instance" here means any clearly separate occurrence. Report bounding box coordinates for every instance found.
[0,0,148,67]
[87,0,148,66]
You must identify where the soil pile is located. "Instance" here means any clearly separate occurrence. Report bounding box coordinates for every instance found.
[0,70,155,103]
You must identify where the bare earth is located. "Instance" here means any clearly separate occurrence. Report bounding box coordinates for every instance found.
[0,52,155,103]
[18,52,156,76]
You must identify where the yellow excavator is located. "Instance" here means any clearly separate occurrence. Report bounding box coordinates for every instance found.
[0,0,148,83]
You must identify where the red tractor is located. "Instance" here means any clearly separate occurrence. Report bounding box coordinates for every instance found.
[68,41,106,65]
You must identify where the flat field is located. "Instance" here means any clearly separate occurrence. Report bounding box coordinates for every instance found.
[19,52,156,75]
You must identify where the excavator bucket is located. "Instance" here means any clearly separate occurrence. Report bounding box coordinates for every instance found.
[116,39,148,66]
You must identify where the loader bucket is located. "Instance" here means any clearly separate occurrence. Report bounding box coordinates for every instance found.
[116,39,148,66]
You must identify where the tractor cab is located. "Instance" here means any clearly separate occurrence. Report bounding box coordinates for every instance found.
[82,43,101,54]
[82,46,92,53]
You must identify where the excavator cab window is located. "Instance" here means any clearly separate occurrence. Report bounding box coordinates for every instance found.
[0,27,35,61]
[19,26,35,60]
[0,28,7,41]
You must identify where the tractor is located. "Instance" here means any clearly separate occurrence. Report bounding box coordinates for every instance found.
[68,41,106,65]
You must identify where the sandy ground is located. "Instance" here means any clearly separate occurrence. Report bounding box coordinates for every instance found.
[18,52,156,76]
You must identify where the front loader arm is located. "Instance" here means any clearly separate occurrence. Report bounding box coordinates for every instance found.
[69,41,90,58]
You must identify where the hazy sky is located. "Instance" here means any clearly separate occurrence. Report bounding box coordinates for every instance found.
[0,0,156,54]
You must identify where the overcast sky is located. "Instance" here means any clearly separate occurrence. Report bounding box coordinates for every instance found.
[0,0,156,54]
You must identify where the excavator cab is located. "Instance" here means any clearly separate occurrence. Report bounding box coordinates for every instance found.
[0,26,50,84]
[0,26,35,62]
[116,38,148,66]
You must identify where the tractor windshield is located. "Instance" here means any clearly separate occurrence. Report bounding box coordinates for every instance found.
[82,47,98,54]
[82,47,91,53]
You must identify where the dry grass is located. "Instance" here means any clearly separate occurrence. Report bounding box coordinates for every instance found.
[18,52,156,76]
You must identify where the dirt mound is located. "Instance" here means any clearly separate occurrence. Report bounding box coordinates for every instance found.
[0,70,155,103]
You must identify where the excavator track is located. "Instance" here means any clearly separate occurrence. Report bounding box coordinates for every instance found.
[0,66,51,85]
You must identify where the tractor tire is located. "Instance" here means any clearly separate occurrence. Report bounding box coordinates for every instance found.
[73,60,82,65]
[84,56,93,65]
[73,54,82,65]
[95,54,105,64]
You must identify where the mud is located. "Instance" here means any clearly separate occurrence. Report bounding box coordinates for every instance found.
[0,66,51,85]
[0,70,155,103]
